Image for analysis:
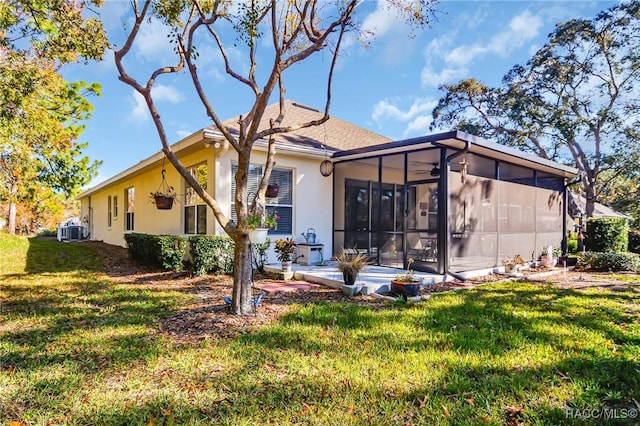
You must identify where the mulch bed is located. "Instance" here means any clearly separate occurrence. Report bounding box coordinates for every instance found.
[88,241,639,343]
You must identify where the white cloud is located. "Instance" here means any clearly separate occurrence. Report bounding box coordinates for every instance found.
[445,10,543,66]
[176,129,192,139]
[372,98,437,137]
[420,66,468,88]
[129,84,184,122]
[152,84,185,103]
[360,0,406,39]
[97,1,129,32]
[134,18,175,62]
[344,0,417,64]
[406,115,434,136]
[131,91,149,122]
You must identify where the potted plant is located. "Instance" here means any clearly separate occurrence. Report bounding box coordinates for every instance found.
[150,169,177,210]
[391,257,420,297]
[335,248,368,296]
[540,245,561,268]
[274,238,296,272]
[247,210,279,244]
[265,184,279,198]
[502,254,525,273]
[150,188,176,210]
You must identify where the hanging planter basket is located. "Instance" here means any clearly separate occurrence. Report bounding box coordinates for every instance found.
[266,184,279,198]
[150,168,176,210]
[154,195,174,210]
[248,228,269,244]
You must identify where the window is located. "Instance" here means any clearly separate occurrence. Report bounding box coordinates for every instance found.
[113,195,118,219]
[184,163,208,234]
[125,187,135,231]
[107,196,112,228]
[231,163,293,235]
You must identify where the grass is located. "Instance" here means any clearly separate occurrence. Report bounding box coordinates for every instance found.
[2,233,640,425]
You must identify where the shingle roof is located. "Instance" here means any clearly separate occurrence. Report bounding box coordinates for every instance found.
[218,99,391,151]
[568,192,631,219]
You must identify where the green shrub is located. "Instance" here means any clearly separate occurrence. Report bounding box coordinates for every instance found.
[577,251,640,272]
[36,229,57,237]
[123,233,186,271]
[566,234,578,254]
[585,217,629,253]
[629,230,640,254]
[189,235,235,275]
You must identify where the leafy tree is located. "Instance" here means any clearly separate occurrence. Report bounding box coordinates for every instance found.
[0,0,108,234]
[431,1,640,218]
[597,168,640,227]
[114,0,436,315]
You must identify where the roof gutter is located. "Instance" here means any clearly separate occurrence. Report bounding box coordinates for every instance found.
[253,139,335,159]
[562,174,584,255]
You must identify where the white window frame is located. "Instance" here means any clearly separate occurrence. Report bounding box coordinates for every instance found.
[107,195,112,228]
[125,187,135,232]
[231,163,294,236]
[184,163,208,235]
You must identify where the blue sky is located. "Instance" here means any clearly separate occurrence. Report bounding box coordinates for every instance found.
[62,0,616,186]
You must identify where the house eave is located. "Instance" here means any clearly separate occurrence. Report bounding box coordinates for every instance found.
[253,139,334,159]
[78,129,332,199]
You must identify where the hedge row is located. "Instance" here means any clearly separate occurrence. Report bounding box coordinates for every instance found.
[123,233,186,271]
[189,235,235,275]
[578,251,640,272]
[124,233,236,275]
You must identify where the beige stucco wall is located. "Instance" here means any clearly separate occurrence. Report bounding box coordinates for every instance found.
[216,148,334,259]
[80,143,334,259]
[80,148,215,247]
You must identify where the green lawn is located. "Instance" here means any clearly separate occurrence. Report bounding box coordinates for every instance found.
[1,233,639,425]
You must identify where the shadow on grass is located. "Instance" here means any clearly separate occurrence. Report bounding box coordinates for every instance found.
[2,283,182,371]
[24,237,104,274]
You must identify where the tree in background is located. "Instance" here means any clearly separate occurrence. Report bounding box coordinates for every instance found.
[0,0,108,234]
[598,168,640,227]
[431,1,640,220]
[114,0,436,315]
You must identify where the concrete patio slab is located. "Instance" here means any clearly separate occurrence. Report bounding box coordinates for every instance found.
[264,261,451,294]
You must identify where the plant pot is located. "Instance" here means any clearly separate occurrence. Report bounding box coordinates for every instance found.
[541,255,556,268]
[558,256,578,267]
[154,195,174,210]
[281,260,292,272]
[341,284,363,297]
[248,228,269,244]
[266,184,279,198]
[391,279,420,297]
[342,271,358,286]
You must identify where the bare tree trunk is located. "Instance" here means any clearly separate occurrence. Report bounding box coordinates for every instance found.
[584,184,596,218]
[7,181,17,235]
[231,233,253,315]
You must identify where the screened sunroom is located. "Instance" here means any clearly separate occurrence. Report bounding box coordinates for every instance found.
[331,131,578,277]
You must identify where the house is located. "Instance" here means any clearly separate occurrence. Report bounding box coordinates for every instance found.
[568,192,632,221]
[78,100,391,258]
[79,100,578,277]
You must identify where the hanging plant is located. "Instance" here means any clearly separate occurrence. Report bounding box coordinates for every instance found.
[150,169,177,210]
[266,184,279,198]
